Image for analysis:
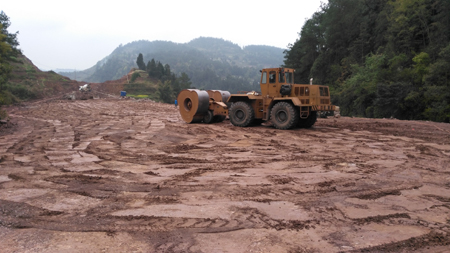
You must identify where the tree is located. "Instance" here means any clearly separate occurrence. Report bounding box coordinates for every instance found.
[283,0,450,122]
[1,11,20,101]
[136,53,145,70]
[336,54,387,117]
[0,11,21,119]
[170,72,192,98]
[164,64,171,76]
[157,62,164,79]
[0,11,20,58]
[0,23,12,90]
[158,80,174,103]
[424,43,450,86]
[178,72,192,90]
[147,58,157,77]
[283,10,325,84]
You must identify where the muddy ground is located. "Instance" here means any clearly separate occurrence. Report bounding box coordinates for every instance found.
[0,97,450,252]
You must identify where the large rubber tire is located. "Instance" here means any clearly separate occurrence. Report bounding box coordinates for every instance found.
[229,101,254,127]
[298,111,317,128]
[270,102,299,130]
[203,110,214,124]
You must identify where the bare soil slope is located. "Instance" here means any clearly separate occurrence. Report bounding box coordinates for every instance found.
[1,98,449,252]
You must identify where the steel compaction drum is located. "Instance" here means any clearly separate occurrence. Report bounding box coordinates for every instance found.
[206,90,230,103]
[177,89,210,123]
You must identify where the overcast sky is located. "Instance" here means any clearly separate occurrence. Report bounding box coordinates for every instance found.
[3,0,326,71]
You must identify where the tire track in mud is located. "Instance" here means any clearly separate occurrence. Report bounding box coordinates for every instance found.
[0,197,319,235]
[2,99,450,252]
[348,231,450,252]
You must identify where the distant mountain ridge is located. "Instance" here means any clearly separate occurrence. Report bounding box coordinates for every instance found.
[58,37,285,92]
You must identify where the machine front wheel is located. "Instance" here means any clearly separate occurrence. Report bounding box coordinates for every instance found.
[270,102,299,130]
[203,110,214,124]
[229,101,254,127]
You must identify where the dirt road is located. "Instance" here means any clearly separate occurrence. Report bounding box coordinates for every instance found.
[1,98,450,252]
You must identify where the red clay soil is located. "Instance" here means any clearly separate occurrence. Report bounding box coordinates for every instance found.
[0,97,449,252]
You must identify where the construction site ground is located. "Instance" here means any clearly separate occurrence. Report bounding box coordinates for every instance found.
[1,97,450,252]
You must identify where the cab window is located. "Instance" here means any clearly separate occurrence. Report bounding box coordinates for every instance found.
[261,72,267,84]
[285,72,292,84]
[279,72,285,83]
[269,71,276,83]
[319,87,329,96]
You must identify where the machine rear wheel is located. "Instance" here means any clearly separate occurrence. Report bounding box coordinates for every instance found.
[203,110,214,124]
[229,101,254,127]
[298,111,317,128]
[270,102,299,129]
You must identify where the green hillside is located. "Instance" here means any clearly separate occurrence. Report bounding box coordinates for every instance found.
[284,0,450,122]
[59,37,285,93]
[1,11,81,120]
[7,55,77,98]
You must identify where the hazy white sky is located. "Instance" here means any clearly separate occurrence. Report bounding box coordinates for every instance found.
[3,0,326,71]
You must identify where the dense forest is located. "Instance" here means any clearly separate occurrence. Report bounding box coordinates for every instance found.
[284,0,450,122]
[60,38,285,93]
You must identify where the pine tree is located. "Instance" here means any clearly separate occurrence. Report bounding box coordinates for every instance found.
[0,11,20,57]
[136,53,145,70]
[158,80,174,103]
[157,62,164,79]
[147,59,157,78]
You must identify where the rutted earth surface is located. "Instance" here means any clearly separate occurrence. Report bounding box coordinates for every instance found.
[1,97,450,252]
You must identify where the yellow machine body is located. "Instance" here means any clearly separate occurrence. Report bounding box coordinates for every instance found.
[177,67,336,129]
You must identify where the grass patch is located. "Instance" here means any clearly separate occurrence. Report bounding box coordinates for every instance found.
[127,94,149,99]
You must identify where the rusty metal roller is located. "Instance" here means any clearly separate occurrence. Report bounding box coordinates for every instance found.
[177,89,210,123]
[206,90,231,102]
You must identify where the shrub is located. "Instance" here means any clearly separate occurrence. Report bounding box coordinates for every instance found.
[130,72,140,82]
[0,90,20,105]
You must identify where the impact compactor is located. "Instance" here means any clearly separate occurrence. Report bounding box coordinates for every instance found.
[177,67,335,129]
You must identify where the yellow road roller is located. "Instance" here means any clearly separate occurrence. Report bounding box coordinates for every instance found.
[177,67,336,129]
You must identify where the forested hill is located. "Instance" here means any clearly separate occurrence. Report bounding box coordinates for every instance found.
[284,0,450,122]
[59,37,285,93]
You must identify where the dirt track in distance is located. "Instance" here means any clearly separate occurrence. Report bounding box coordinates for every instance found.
[1,97,450,252]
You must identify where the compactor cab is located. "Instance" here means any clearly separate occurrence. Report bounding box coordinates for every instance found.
[177,67,335,129]
[227,67,335,129]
